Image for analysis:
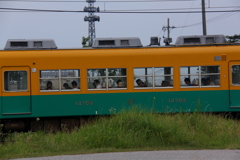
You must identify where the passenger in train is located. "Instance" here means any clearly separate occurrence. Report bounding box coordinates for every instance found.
[201,78,206,86]
[46,81,52,90]
[184,78,196,86]
[71,81,78,90]
[136,79,147,87]
[117,79,124,88]
[63,83,72,89]
[205,78,215,85]
[161,81,169,87]
[93,79,102,89]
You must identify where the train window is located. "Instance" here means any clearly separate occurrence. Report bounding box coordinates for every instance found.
[40,69,80,92]
[4,71,28,91]
[134,67,173,89]
[134,68,153,88]
[201,66,220,86]
[154,67,173,88]
[108,68,127,89]
[61,70,80,91]
[180,66,199,87]
[87,68,127,90]
[180,66,220,88]
[231,65,240,85]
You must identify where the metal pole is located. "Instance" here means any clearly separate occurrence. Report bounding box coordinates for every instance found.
[202,0,207,35]
[167,18,170,39]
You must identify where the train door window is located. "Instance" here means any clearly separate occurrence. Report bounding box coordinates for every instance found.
[4,71,28,91]
[180,66,199,87]
[232,65,240,85]
[87,69,106,90]
[40,70,59,91]
[154,67,173,88]
[134,68,153,89]
[201,66,220,86]
[61,70,80,91]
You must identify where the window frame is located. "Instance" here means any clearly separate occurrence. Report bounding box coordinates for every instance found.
[134,67,174,89]
[87,68,127,90]
[3,70,28,92]
[180,65,220,88]
[231,65,240,86]
[39,69,80,92]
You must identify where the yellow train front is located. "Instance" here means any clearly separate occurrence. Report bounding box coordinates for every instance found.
[1,35,240,131]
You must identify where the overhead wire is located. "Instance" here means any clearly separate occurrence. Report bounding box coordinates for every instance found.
[177,6,240,28]
[0,7,240,13]
[180,1,195,35]
[0,0,196,2]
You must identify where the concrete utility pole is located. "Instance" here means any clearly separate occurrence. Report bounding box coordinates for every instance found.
[84,0,100,45]
[162,18,175,46]
[202,0,207,35]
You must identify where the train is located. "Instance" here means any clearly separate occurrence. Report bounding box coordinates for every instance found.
[0,34,240,132]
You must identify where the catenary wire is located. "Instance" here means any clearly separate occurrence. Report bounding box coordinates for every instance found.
[0,7,240,13]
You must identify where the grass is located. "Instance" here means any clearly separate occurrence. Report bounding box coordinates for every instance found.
[1,106,240,159]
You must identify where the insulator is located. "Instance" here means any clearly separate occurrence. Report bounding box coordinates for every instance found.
[84,15,100,22]
[84,6,100,12]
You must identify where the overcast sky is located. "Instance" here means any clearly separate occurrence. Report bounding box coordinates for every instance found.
[0,0,239,49]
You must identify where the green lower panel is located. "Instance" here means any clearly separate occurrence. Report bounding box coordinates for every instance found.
[0,90,238,119]
[1,96,31,114]
[230,90,240,107]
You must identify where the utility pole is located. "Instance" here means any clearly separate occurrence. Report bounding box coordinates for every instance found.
[202,0,207,35]
[84,0,100,45]
[162,18,175,46]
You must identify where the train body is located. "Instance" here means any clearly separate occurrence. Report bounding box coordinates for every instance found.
[0,35,240,131]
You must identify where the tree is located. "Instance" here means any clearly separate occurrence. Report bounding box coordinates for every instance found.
[82,36,92,47]
[226,34,240,43]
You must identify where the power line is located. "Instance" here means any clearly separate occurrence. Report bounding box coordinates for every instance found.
[1,7,240,13]
[0,0,195,2]
[177,6,240,28]
[105,6,240,12]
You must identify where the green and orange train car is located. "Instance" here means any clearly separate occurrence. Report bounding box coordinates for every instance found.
[0,35,240,131]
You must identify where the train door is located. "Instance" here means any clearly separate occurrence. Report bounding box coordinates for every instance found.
[1,67,31,114]
[229,61,240,108]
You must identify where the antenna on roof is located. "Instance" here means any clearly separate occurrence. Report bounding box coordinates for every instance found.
[162,18,175,46]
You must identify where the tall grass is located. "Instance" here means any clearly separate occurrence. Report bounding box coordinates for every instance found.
[1,106,240,159]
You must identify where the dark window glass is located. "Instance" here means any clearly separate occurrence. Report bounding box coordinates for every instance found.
[184,38,201,44]
[99,40,115,46]
[10,42,28,47]
[121,40,129,45]
[4,71,28,91]
[34,41,42,47]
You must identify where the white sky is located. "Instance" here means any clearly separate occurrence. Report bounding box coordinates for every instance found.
[0,0,239,49]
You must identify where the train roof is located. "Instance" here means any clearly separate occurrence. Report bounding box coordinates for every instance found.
[4,39,57,50]
[2,35,240,50]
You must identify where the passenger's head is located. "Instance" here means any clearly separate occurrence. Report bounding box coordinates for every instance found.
[205,78,211,85]
[161,81,168,87]
[117,79,124,88]
[93,79,100,87]
[136,79,145,87]
[71,81,78,88]
[184,78,191,85]
[46,81,52,90]
[201,78,206,85]
[63,83,70,89]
